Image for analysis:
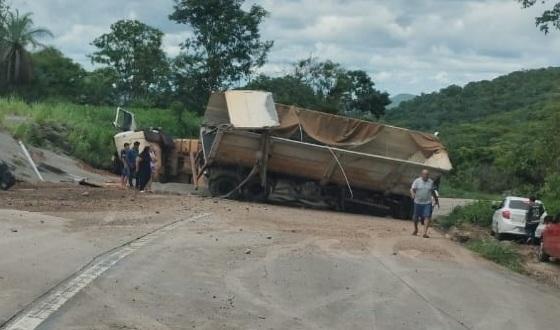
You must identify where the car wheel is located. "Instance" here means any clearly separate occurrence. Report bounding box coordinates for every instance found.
[495,228,504,241]
[494,223,504,241]
[538,242,550,262]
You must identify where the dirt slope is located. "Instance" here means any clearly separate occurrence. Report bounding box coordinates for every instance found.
[0,130,113,185]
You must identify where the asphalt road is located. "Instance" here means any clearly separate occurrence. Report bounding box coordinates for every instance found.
[1,189,560,330]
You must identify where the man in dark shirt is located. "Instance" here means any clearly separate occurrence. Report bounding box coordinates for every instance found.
[526,196,543,244]
[127,142,140,188]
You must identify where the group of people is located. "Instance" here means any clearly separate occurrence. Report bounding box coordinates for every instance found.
[120,141,156,192]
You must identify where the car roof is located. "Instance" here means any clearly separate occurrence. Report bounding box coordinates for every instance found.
[505,196,544,204]
[506,196,529,201]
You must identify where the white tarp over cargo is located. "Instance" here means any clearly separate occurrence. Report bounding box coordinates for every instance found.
[204,91,279,129]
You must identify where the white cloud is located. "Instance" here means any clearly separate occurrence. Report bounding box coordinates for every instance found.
[10,0,560,95]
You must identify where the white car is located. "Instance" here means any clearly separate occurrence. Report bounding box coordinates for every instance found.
[491,196,545,240]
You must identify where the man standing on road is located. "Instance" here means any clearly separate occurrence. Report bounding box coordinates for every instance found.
[410,169,439,238]
[120,143,130,189]
[127,142,140,189]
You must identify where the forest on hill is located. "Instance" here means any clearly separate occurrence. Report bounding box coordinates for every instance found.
[385,68,560,212]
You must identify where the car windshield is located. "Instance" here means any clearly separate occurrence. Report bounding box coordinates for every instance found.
[509,200,529,210]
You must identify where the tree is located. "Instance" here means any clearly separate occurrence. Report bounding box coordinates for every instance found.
[0,0,8,23]
[338,70,390,118]
[79,68,119,105]
[20,47,86,101]
[90,19,170,105]
[0,10,52,87]
[292,57,390,117]
[295,59,343,99]
[0,1,8,60]
[244,74,324,109]
[518,0,560,33]
[170,0,273,113]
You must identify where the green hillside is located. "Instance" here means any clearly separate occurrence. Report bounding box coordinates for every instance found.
[384,68,560,212]
[387,93,416,109]
[385,68,560,130]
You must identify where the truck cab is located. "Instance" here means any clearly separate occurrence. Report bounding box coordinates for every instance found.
[112,108,200,183]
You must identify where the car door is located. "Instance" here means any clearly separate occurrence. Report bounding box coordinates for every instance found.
[548,223,560,257]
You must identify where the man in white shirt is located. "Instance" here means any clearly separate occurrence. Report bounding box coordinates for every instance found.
[410,169,439,238]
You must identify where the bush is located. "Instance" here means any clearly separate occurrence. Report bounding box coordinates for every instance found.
[437,200,495,230]
[541,173,560,216]
[466,240,523,273]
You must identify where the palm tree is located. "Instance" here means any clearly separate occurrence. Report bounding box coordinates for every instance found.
[0,10,53,86]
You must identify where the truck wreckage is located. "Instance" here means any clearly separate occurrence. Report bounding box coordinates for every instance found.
[199,91,452,219]
[113,108,200,184]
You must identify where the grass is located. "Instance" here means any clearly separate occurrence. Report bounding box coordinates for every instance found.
[436,200,496,230]
[466,239,524,273]
[435,200,524,273]
[0,97,201,169]
[439,184,501,200]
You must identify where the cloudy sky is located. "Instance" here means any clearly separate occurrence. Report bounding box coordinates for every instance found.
[10,0,560,95]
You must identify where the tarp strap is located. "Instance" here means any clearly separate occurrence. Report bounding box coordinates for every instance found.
[327,148,354,200]
[221,164,259,199]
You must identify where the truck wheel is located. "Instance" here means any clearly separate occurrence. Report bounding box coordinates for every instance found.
[392,197,413,220]
[208,171,241,199]
[538,242,550,262]
[0,176,14,191]
[242,179,270,202]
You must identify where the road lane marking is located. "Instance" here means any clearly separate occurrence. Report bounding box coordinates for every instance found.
[1,213,210,330]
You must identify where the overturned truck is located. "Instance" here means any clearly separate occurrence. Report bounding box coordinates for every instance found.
[199,91,452,219]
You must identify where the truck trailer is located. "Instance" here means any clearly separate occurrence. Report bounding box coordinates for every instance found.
[199,91,452,219]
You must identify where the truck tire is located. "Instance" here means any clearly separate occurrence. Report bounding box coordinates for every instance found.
[0,172,15,191]
[242,179,271,202]
[392,197,413,220]
[208,170,241,199]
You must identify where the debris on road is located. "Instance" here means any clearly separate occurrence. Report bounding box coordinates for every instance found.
[446,227,473,243]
